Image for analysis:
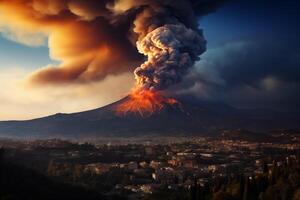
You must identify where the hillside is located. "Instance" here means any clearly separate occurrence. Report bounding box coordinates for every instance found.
[0,96,299,138]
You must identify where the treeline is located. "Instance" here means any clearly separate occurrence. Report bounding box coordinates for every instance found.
[144,157,300,200]
[46,160,143,194]
[0,149,126,200]
[189,157,300,200]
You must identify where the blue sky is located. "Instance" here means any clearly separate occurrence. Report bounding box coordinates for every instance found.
[0,37,52,70]
[202,0,300,47]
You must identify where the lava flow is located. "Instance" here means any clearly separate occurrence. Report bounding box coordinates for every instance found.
[116,89,179,117]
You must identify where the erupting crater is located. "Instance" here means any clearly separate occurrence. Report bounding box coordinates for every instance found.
[116,89,179,117]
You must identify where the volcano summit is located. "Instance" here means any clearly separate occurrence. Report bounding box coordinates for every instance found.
[0,96,299,139]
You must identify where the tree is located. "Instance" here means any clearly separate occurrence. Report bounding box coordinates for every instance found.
[0,148,4,164]
[293,188,300,200]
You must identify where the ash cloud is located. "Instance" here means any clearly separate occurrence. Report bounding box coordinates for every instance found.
[134,24,206,90]
[0,0,226,87]
[174,39,300,111]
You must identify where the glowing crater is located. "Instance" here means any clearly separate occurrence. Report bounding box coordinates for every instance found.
[116,89,179,117]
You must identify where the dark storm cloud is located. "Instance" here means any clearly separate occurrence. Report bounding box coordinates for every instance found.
[174,38,300,111]
[208,43,300,88]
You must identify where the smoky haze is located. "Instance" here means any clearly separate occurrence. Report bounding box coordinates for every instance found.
[0,0,226,92]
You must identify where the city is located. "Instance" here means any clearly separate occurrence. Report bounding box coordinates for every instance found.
[1,129,300,199]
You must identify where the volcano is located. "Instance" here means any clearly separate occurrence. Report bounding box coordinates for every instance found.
[0,96,299,138]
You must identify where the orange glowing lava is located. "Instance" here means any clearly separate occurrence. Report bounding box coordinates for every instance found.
[116,89,179,117]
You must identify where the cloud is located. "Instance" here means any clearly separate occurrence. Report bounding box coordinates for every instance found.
[0,68,134,120]
[0,0,141,85]
[0,27,47,47]
[0,0,225,87]
[174,39,300,111]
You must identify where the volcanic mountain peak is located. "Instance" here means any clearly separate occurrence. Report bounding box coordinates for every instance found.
[0,96,299,139]
[114,89,183,117]
[73,95,187,120]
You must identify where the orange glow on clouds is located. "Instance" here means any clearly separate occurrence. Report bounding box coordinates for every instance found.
[116,88,179,117]
[0,0,141,85]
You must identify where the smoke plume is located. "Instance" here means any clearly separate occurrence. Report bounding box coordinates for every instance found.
[134,24,206,90]
[0,0,225,89]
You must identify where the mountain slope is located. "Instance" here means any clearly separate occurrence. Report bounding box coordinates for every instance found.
[0,96,299,138]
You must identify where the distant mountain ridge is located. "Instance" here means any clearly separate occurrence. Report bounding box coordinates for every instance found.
[0,96,299,138]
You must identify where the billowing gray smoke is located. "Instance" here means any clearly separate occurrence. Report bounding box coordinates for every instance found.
[109,0,221,90]
[134,24,206,90]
